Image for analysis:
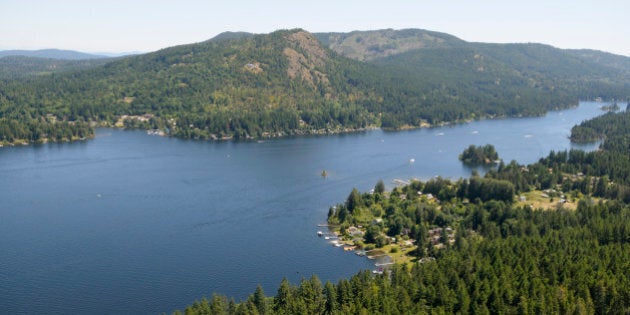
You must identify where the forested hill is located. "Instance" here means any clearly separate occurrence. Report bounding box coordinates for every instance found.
[1,28,629,144]
[320,29,629,114]
[567,49,630,74]
[0,29,386,143]
[314,29,464,61]
[318,29,630,80]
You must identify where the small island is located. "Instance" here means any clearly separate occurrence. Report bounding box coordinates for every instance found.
[459,144,499,165]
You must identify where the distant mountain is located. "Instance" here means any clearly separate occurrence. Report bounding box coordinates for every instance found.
[315,28,464,61]
[319,29,629,105]
[0,28,628,144]
[317,29,630,76]
[0,49,108,60]
[93,51,144,57]
[566,49,630,75]
[0,55,113,79]
[209,31,255,42]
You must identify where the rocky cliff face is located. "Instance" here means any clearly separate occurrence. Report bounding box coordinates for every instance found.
[283,31,330,88]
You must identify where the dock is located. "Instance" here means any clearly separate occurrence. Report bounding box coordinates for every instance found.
[367,254,388,259]
[393,179,410,186]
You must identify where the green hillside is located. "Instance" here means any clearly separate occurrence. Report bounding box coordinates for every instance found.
[320,29,630,81]
[1,28,628,144]
[0,29,379,143]
[320,29,630,128]
[567,49,630,74]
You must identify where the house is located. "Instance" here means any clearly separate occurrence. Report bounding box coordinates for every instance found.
[347,226,364,237]
[428,228,442,236]
[431,235,441,244]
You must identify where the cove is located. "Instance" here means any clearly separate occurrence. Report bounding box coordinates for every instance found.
[0,102,603,314]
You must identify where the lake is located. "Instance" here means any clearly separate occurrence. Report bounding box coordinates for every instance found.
[0,102,604,314]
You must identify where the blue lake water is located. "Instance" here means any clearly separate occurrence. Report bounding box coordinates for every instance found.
[0,102,604,314]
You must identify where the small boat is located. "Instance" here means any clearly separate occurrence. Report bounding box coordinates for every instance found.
[317,231,323,237]
[409,158,415,163]
[321,170,328,177]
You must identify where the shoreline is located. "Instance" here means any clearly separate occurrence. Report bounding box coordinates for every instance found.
[0,102,589,147]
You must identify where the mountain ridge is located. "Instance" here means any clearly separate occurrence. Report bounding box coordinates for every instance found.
[0,28,628,144]
[315,28,465,61]
[0,55,114,79]
[0,49,109,60]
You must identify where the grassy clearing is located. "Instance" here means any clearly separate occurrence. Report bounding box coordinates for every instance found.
[376,243,417,269]
[514,190,594,211]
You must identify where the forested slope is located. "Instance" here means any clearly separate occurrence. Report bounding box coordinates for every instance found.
[0,29,380,143]
[1,29,629,145]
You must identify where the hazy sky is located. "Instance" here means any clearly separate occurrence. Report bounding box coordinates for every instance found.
[1,0,628,56]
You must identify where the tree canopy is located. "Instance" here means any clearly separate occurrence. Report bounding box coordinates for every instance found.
[459,144,499,165]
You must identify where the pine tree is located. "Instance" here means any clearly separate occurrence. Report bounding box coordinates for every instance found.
[273,278,291,313]
[253,285,266,315]
[375,180,385,194]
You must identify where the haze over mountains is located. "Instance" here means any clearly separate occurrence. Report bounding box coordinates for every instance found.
[0,48,143,59]
[0,49,144,79]
[0,49,108,60]
[0,28,628,143]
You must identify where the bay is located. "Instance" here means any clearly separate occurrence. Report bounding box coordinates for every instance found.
[0,102,603,314]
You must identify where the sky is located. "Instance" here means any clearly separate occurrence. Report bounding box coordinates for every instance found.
[1,0,628,56]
